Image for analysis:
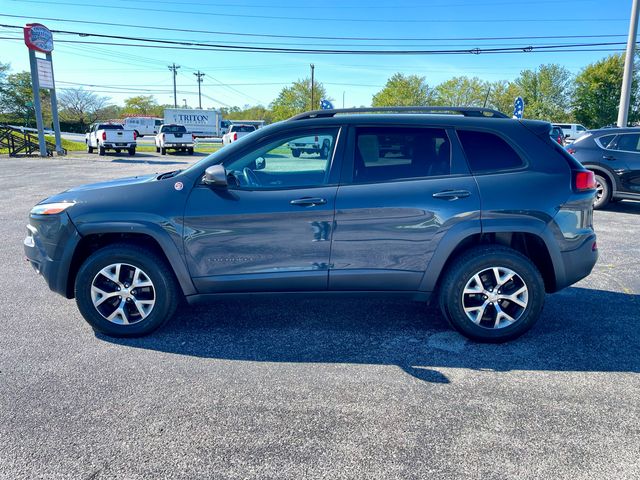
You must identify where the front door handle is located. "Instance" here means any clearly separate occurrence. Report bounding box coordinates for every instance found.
[432,189,471,200]
[290,197,327,207]
[602,155,615,161]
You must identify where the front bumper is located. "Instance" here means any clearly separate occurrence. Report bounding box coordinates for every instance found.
[24,212,81,298]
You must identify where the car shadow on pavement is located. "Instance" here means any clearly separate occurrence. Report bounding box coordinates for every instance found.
[601,200,640,215]
[97,287,640,384]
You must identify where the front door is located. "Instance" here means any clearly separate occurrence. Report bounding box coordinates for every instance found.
[183,127,342,293]
[605,133,640,194]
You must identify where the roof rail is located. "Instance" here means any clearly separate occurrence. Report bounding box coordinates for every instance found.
[289,106,509,121]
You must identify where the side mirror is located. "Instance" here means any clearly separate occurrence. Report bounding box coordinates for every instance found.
[203,164,228,187]
[255,157,266,170]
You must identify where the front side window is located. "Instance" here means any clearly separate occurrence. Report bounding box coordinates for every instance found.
[224,129,338,189]
[457,130,524,173]
[352,127,451,183]
[612,133,640,152]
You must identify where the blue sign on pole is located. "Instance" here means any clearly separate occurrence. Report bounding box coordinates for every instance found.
[513,96,525,119]
[320,99,334,110]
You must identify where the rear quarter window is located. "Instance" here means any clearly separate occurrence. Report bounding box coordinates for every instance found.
[456,130,525,173]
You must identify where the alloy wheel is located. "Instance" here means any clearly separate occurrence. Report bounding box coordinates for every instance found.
[461,266,529,329]
[90,263,156,325]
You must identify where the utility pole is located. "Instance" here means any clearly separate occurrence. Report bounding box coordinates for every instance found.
[618,0,640,127]
[194,71,205,109]
[168,63,180,108]
[310,63,315,111]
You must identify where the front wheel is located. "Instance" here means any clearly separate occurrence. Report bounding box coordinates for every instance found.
[86,142,94,154]
[438,246,545,343]
[75,244,179,337]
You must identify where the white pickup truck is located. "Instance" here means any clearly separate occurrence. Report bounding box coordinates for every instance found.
[222,124,256,146]
[288,135,332,159]
[155,124,194,155]
[86,123,137,156]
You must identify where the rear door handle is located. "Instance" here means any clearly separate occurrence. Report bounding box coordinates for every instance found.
[290,197,327,207]
[602,155,615,161]
[432,189,471,200]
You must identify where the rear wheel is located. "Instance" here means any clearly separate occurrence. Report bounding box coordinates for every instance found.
[128,147,136,156]
[188,147,194,155]
[98,145,106,156]
[291,149,301,158]
[593,174,611,210]
[438,246,545,342]
[75,244,179,337]
[161,147,166,155]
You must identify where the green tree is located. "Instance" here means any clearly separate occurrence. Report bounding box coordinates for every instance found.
[222,105,273,124]
[372,73,433,107]
[270,78,328,122]
[485,80,521,116]
[58,88,110,129]
[122,95,163,117]
[513,64,573,121]
[0,71,51,127]
[434,76,489,107]
[573,53,639,128]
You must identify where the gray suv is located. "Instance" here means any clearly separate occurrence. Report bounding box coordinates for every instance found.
[24,107,598,342]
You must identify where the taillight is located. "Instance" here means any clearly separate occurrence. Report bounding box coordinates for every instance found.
[557,135,563,144]
[192,134,195,141]
[133,130,137,140]
[101,131,106,141]
[567,147,576,155]
[574,170,595,191]
[233,132,237,141]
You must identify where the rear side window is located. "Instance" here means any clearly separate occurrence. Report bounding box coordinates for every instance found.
[612,133,640,152]
[457,130,524,173]
[596,134,616,149]
[353,127,451,183]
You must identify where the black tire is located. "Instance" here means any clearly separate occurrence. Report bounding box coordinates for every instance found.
[75,244,179,337]
[98,145,106,156]
[86,142,94,154]
[161,147,166,155]
[593,174,611,210]
[115,149,121,153]
[291,149,301,158]
[156,146,160,153]
[438,245,545,343]
[128,147,136,156]
[188,147,194,155]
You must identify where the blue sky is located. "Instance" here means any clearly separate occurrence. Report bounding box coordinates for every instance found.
[0,0,635,110]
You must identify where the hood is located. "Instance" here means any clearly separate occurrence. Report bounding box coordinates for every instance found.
[63,174,157,193]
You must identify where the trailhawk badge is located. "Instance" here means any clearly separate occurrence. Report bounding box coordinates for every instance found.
[174,181,184,191]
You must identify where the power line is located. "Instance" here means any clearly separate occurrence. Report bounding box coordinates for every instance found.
[10,1,622,24]
[0,25,630,55]
[0,14,626,42]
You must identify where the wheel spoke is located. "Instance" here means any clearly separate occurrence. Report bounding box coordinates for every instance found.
[133,299,154,319]
[132,268,152,288]
[91,286,120,307]
[500,286,528,308]
[494,303,516,328]
[464,300,490,324]
[495,268,515,288]
[463,273,485,294]
[100,263,122,285]
[107,301,129,324]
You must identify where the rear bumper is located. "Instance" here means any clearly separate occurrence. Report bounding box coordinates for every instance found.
[103,143,136,149]
[554,233,598,291]
[23,213,81,298]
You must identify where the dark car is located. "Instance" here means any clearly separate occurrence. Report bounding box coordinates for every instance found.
[566,127,640,209]
[24,107,598,343]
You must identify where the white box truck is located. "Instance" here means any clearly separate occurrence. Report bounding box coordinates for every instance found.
[164,108,220,137]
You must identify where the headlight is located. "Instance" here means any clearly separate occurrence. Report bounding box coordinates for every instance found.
[30,202,76,215]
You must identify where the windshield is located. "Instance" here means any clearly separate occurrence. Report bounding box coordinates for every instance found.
[163,125,187,133]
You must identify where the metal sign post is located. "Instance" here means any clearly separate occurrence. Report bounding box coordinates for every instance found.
[23,23,63,156]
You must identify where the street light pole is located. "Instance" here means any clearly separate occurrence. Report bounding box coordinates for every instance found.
[168,63,180,108]
[310,63,315,111]
[618,0,640,127]
[194,71,205,109]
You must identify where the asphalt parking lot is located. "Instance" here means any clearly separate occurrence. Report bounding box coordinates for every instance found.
[1,152,639,479]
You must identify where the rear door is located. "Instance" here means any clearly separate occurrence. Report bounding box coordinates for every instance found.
[329,125,481,291]
[605,133,640,194]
